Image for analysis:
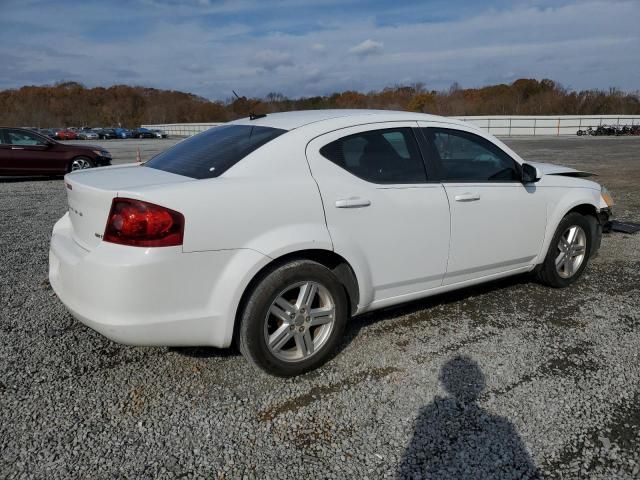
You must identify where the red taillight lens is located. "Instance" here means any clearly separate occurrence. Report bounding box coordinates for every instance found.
[103,198,184,247]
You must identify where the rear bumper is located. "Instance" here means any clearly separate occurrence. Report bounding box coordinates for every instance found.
[49,213,268,347]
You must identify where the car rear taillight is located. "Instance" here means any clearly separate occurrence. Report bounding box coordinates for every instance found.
[103,198,184,247]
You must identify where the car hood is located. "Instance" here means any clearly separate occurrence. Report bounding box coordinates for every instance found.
[74,144,105,151]
[529,162,596,178]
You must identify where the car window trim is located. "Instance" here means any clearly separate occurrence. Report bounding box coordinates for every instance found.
[418,126,523,183]
[5,128,50,147]
[318,126,434,185]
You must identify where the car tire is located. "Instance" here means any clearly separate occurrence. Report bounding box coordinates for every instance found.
[68,156,94,172]
[238,260,348,377]
[536,212,594,288]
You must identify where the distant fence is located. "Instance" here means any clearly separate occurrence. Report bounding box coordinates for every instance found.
[141,123,223,136]
[454,115,640,136]
[144,115,640,137]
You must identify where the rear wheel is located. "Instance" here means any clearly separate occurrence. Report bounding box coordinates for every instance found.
[536,212,593,288]
[69,156,94,172]
[238,260,348,376]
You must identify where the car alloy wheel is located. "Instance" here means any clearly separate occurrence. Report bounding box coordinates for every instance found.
[536,212,593,288]
[264,281,336,362]
[555,225,587,278]
[71,158,92,171]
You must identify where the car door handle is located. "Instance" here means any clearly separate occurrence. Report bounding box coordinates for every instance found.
[335,197,371,208]
[454,193,481,202]
[11,146,25,150]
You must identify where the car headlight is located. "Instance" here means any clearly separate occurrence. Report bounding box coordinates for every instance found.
[92,150,112,158]
[600,185,615,208]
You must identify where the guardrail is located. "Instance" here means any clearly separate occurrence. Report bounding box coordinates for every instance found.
[144,115,640,137]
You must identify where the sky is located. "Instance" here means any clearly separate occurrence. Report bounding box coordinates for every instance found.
[1,0,638,100]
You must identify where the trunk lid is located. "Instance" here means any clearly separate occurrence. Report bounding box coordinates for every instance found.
[64,164,192,250]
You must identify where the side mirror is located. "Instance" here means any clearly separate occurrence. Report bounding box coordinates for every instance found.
[521,163,541,183]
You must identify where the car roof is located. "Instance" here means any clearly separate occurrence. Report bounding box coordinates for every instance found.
[228,109,468,131]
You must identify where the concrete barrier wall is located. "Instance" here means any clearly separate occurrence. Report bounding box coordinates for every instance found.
[454,115,640,136]
[141,123,223,136]
[144,115,640,137]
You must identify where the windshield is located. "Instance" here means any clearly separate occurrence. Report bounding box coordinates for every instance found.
[144,124,286,179]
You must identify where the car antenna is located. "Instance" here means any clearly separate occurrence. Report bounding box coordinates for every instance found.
[233,90,267,121]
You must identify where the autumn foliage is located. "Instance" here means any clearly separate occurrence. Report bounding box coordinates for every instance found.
[1,79,638,128]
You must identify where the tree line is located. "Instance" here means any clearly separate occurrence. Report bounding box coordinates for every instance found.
[1,79,638,128]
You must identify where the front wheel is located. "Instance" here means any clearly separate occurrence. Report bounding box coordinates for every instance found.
[238,260,348,376]
[536,213,594,288]
[69,156,94,172]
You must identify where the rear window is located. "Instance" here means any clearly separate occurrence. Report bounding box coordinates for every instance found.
[144,125,286,179]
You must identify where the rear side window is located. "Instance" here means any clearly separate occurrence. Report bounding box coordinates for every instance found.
[145,125,286,179]
[319,128,427,183]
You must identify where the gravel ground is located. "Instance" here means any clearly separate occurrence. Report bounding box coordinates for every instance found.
[1,136,639,479]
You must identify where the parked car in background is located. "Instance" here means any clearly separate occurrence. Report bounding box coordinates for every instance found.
[131,128,156,138]
[48,110,613,376]
[78,130,99,140]
[97,128,117,140]
[114,128,132,139]
[0,127,112,176]
[53,129,77,140]
[151,129,168,138]
[37,129,57,140]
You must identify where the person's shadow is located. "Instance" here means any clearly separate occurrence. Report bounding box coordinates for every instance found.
[398,356,541,479]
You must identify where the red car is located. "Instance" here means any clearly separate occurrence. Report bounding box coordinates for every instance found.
[53,129,78,140]
[0,127,112,176]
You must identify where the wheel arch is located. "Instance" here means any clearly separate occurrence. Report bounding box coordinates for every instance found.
[538,196,601,265]
[232,248,360,346]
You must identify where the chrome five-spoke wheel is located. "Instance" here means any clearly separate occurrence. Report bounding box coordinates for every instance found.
[264,281,336,362]
[555,225,587,278]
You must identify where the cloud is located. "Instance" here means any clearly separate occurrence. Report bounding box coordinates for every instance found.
[348,39,383,57]
[0,0,638,98]
[252,50,294,71]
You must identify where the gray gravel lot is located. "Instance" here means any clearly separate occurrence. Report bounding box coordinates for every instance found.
[1,136,639,479]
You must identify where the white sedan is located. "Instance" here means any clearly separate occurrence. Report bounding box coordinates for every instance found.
[49,110,613,376]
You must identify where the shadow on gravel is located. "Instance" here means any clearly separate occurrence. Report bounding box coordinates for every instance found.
[338,274,533,351]
[0,175,63,182]
[168,346,240,359]
[397,356,541,480]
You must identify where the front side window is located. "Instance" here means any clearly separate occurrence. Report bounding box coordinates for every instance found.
[422,128,520,182]
[5,129,48,146]
[145,124,286,179]
[319,127,426,183]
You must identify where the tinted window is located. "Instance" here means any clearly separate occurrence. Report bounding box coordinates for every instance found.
[145,125,285,179]
[422,128,520,182]
[4,129,48,146]
[319,128,426,183]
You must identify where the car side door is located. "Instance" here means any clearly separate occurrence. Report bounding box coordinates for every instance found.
[3,129,60,174]
[0,128,17,174]
[306,123,450,309]
[418,123,547,285]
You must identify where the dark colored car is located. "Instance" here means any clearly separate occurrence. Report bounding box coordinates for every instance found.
[96,128,117,140]
[114,128,132,139]
[0,127,112,176]
[37,129,57,139]
[131,128,156,138]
